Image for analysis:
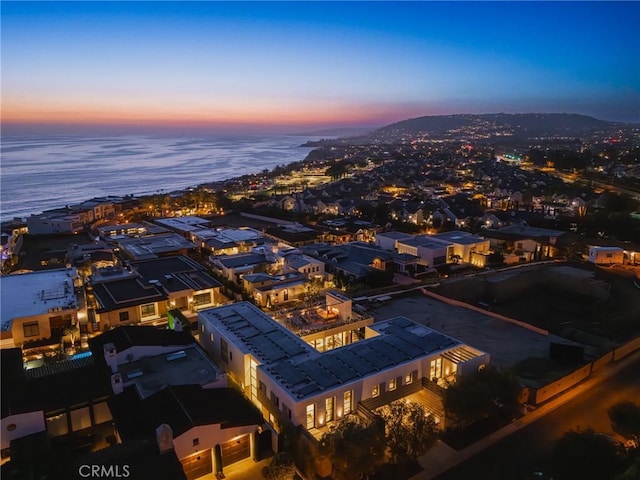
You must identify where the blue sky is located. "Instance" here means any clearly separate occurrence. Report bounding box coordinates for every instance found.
[2,1,639,133]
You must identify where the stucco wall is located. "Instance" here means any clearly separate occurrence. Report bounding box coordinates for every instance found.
[531,364,591,405]
[1,411,45,449]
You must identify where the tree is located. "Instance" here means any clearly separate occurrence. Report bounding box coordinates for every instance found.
[264,452,295,480]
[551,429,625,480]
[380,401,438,463]
[444,365,521,429]
[609,402,640,442]
[319,415,385,480]
[63,324,79,345]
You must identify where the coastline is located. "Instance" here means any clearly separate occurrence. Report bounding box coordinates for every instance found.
[0,134,332,223]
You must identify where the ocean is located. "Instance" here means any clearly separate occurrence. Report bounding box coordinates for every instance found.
[0,134,322,222]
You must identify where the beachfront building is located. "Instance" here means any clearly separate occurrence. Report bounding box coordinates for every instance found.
[198,302,488,449]
[0,268,79,349]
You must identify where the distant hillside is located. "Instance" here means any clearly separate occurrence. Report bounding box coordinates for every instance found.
[372,113,621,140]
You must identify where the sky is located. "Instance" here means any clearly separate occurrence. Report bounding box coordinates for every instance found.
[2,1,639,134]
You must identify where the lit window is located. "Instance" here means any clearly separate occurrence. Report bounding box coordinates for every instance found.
[140,303,156,318]
[210,333,214,342]
[389,378,396,391]
[23,322,40,338]
[405,373,413,385]
[371,385,379,397]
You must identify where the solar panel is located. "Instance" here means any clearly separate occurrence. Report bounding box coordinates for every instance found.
[374,339,410,363]
[272,361,306,386]
[317,355,358,383]
[384,335,425,357]
[355,345,392,370]
[333,349,376,375]
[298,361,339,389]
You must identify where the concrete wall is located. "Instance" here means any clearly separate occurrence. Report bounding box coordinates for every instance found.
[531,363,592,405]
[437,265,610,305]
[613,336,640,361]
[591,351,614,372]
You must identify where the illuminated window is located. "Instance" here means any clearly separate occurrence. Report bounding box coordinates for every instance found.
[46,413,68,437]
[92,402,112,425]
[140,303,156,318]
[70,407,91,431]
[372,385,379,397]
[306,404,315,430]
[389,378,396,391]
[405,372,413,385]
[23,322,40,338]
[343,390,352,415]
[210,333,214,342]
[326,397,335,422]
[193,292,211,307]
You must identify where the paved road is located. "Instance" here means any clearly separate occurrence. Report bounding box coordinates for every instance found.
[435,357,640,480]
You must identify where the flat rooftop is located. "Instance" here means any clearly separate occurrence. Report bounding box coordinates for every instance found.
[264,316,468,401]
[118,344,221,398]
[0,268,78,331]
[200,302,483,401]
[118,233,195,260]
[432,231,486,245]
[154,216,210,232]
[199,302,313,364]
[193,227,264,243]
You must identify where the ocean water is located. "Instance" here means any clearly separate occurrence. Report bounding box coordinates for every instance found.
[0,134,321,222]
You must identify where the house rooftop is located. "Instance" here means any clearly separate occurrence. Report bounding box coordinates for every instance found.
[154,216,211,232]
[212,252,273,269]
[117,344,221,399]
[118,234,196,260]
[199,302,314,364]
[131,255,222,292]
[110,385,263,440]
[432,231,486,245]
[193,227,264,243]
[91,276,166,313]
[262,316,469,401]
[201,302,485,402]
[376,231,414,240]
[88,326,196,362]
[0,268,78,332]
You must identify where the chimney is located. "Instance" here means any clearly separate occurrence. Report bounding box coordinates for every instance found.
[111,373,123,395]
[156,424,174,454]
[104,342,118,373]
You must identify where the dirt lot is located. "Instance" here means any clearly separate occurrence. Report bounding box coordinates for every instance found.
[370,291,596,369]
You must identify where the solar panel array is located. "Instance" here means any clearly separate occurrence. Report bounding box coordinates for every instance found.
[267,316,463,400]
[203,302,312,363]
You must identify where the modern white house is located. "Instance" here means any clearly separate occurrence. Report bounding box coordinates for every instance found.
[198,302,488,449]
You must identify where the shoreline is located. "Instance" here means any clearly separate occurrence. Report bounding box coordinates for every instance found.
[0,135,336,224]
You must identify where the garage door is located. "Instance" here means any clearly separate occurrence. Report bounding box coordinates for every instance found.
[181,449,212,480]
[221,434,250,466]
